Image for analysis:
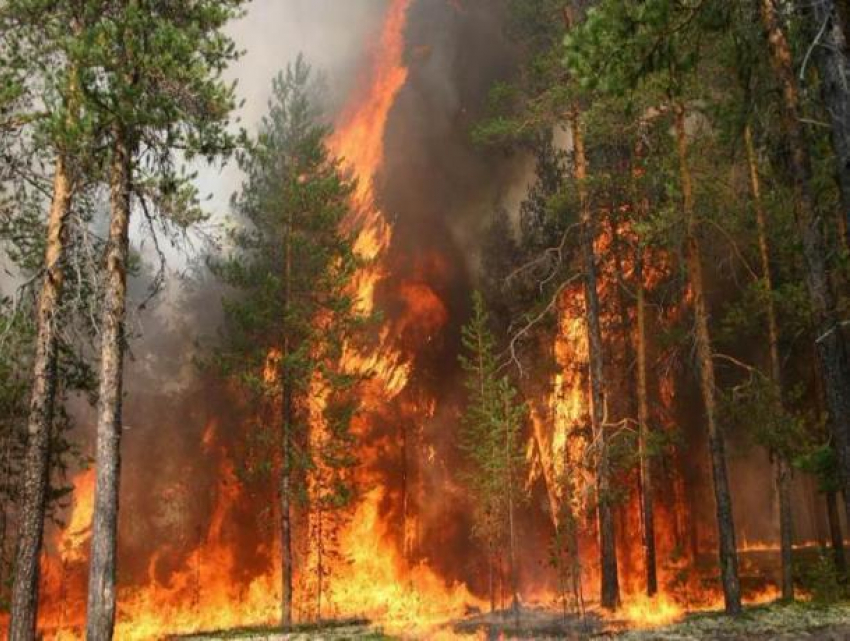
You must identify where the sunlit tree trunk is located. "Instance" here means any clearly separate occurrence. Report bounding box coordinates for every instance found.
[675,103,742,615]
[760,0,850,529]
[8,155,74,641]
[569,108,620,610]
[744,125,794,600]
[87,127,133,641]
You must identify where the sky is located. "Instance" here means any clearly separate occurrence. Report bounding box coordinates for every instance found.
[193,0,386,219]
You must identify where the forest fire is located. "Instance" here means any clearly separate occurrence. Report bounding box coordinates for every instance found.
[5,0,850,639]
[26,0,482,638]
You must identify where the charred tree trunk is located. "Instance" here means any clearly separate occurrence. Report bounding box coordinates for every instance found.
[675,104,742,615]
[280,207,294,629]
[8,155,74,641]
[760,0,850,529]
[745,125,795,600]
[570,109,620,610]
[86,128,133,641]
[808,0,850,238]
[826,490,847,575]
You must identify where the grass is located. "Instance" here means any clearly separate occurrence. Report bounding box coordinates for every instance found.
[171,618,393,640]
[612,600,850,640]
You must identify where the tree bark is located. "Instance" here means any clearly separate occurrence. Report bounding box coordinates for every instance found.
[569,109,620,610]
[635,257,658,597]
[280,206,294,629]
[8,155,74,641]
[505,394,519,619]
[838,0,850,43]
[86,129,132,641]
[808,0,850,239]
[826,490,847,575]
[675,103,742,615]
[760,0,850,530]
[744,125,795,600]
[631,134,658,598]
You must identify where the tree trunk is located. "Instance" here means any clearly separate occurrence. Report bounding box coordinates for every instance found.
[8,155,74,641]
[838,0,850,43]
[635,257,658,597]
[760,0,850,529]
[808,0,850,239]
[569,109,620,610]
[631,133,658,598]
[744,125,795,600]
[488,551,496,613]
[508,489,519,620]
[279,418,293,629]
[316,504,323,622]
[280,208,294,629]
[86,129,133,641]
[505,396,519,618]
[675,103,742,615]
[826,490,847,575]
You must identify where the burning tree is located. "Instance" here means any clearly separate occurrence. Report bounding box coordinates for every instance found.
[213,57,366,628]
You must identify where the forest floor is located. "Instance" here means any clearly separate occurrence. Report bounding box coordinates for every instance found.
[177,601,850,640]
[606,600,850,640]
[452,601,850,640]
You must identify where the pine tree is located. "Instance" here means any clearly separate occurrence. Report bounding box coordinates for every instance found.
[565,0,743,613]
[0,2,104,636]
[803,0,850,235]
[758,0,850,536]
[76,2,246,636]
[213,57,364,628]
[459,292,527,615]
[475,0,623,610]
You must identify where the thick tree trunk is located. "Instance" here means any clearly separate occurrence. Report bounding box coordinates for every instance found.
[8,156,73,641]
[86,130,132,641]
[744,125,795,600]
[280,208,294,629]
[826,490,847,575]
[675,104,742,615]
[570,109,620,610]
[808,0,850,238]
[760,0,850,529]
